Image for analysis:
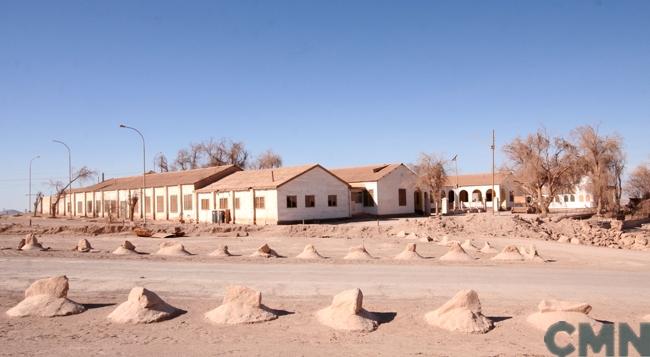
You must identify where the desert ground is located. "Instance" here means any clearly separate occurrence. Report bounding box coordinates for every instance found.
[1,214,649,356]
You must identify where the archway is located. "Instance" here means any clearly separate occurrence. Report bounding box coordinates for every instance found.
[459,190,468,202]
[472,189,482,202]
[486,189,494,202]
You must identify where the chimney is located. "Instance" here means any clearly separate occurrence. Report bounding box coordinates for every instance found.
[271,170,275,182]
[101,173,105,182]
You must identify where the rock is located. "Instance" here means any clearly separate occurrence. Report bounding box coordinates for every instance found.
[75,239,93,252]
[296,244,325,259]
[209,245,233,257]
[395,231,409,238]
[107,287,182,324]
[113,240,139,255]
[316,288,379,332]
[570,238,581,245]
[424,289,493,334]
[250,243,280,258]
[20,233,45,251]
[155,242,191,256]
[460,239,478,252]
[527,299,600,331]
[439,242,474,262]
[418,235,433,243]
[436,235,450,246]
[17,238,25,250]
[557,236,570,243]
[621,235,635,246]
[634,237,648,247]
[479,242,498,254]
[491,245,524,261]
[204,286,278,324]
[344,245,375,260]
[522,245,546,263]
[394,243,424,260]
[6,276,85,317]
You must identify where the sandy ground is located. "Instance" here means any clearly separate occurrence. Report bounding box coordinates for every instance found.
[1,217,650,356]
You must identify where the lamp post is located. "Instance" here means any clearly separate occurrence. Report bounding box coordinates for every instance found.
[53,140,71,216]
[119,124,146,226]
[28,155,40,213]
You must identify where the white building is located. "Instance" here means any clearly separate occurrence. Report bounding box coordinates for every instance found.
[195,164,351,224]
[443,172,513,211]
[330,163,426,216]
[548,177,595,211]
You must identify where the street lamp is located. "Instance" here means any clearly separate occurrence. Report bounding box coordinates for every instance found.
[28,155,40,213]
[53,140,72,216]
[119,124,146,226]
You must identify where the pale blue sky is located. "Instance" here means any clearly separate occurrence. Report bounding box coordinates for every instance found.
[1,0,649,210]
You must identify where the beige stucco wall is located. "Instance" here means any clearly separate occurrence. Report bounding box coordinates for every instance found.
[376,165,418,216]
[349,182,378,215]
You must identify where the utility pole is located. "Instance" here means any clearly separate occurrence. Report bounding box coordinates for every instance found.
[120,124,146,226]
[53,140,72,216]
[491,129,496,215]
[28,155,40,213]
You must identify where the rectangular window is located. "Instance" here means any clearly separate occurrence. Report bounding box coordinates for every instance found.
[200,199,210,210]
[305,195,315,208]
[67,202,71,213]
[254,196,265,209]
[287,195,297,208]
[145,197,151,213]
[352,192,362,203]
[134,199,139,213]
[87,201,92,213]
[77,202,83,213]
[235,197,240,209]
[363,190,375,207]
[219,198,228,209]
[169,195,178,213]
[328,195,337,207]
[95,200,101,214]
[183,194,193,210]
[398,189,407,206]
[110,200,117,213]
[156,196,164,213]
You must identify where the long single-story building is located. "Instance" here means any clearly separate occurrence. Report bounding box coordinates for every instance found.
[195,164,351,224]
[40,165,242,222]
[442,172,513,212]
[330,163,427,216]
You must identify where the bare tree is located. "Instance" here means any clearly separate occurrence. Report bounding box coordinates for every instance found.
[127,191,138,221]
[626,163,650,200]
[573,125,625,214]
[254,149,283,169]
[154,153,169,173]
[503,129,583,216]
[32,192,43,217]
[49,167,96,217]
[414,153,448,215]
[201,138,249,168]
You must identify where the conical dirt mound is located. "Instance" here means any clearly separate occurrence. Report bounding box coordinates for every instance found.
[316,288,379,332]
[424,289,493,334]
[527,299,600,331]
[107,287,182,324]
[209,245,233,257]
[394,243,424,260]
[479,242,498,254]
[296,244,325,259]
[439,242,474,262]
[343,245,375,260]
[250,243,280,258]
[155,242,192,256]
[6,276,85,317]
[205,286,278,324]
[113,240,139,255]
[491,245,524,261]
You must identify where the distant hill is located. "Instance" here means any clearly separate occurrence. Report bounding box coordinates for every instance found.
[0,209,22,216]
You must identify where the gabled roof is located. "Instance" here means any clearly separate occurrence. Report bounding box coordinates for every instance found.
[444,172,510,187]
[197,164,349,192]
[71,165,240,192]
[330,163,406,183]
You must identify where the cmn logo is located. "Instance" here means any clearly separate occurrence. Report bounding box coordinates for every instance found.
[545,321,650,356]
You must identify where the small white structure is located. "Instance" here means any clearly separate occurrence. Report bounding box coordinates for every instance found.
[331,163,426,216]
[548,177,595,211]
[443,172,513,212]
[196,164,351,225]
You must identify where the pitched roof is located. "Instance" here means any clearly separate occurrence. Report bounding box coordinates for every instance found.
[71,165,240,192]
[444,172,510,187]
[197,164,347,192]
[330,163,406,183]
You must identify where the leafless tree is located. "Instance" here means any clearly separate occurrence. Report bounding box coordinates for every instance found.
[32,192,43,217]
[503,129,583,216]
[414,153,449,215]
[573,125,625,214]
[626,163,650,200]
[201,138,249,168]
[128,191,139,221]
[154,153,169,173]
[254,149,283,169]
[49,167,96,217]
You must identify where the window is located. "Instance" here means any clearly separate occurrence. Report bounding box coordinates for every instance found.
[254,196,265,209]
[86,201,92,213]
[95,200,101,213]
[398,189,407,206]
[183,194,193,210]
[555,196,560,203]
[563,195,569,202]
[570,195,575,202]
[586,194,592,202]
[67,202,71,213]
[305,195,315,208]
[363,190,375,207]
[156,196,164,213]
[578,195,584,202]
[352,192,362,203]
[169,195,178,213]
[145,197,151,213]
[219,198,228,209]
[287,195,297,208]
[77,202,83,213]
[201,199,210,210]
[134,200,139,213]
[110,200,117,213]
[328,195,337,207]
[235,197,240,209]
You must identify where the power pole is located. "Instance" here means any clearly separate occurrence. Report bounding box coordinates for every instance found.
[491,129,495,215]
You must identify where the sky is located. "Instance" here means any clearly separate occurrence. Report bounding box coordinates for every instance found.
[1,0,649,211]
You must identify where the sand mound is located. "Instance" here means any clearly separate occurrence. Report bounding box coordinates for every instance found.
[205,286,278,324]
[20,233,46,251]
[155,242,191,256]
[74,239,94,252]
[521,245,546,262]
[461,239,478,252]
[439,242,474,262]
[436,235,450,246]
[424,289,493,334]
[316,288,379,332]
[343,245,375,260]
[491,245,524,261]
[394,243,424,260]
[527,299,600,331]
[250,243,280,258]
[113,240,139,255]
[479,242,498,254]
[209,245,233,257]
[6,276,85,317]
[296,244,325,259]
[107,287,182,324]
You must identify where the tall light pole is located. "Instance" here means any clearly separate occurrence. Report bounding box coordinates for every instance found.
[53,140,71,216]
[119,124,146,226]
[491,129,496,215]
[28,155,40,213]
